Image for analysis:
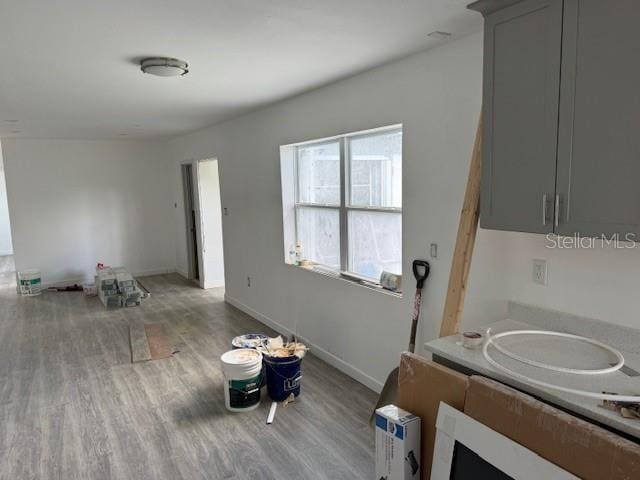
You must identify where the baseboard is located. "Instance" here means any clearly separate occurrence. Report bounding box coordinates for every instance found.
[40,267,174,289]
[133,267,174,278]
[42,276,88,289]
[224,294,383,393]
[175,269,189,279]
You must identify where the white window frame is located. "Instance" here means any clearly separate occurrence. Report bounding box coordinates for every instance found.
[290,125,402,281]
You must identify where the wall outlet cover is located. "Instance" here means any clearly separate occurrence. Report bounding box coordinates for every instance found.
[532,259,547,285]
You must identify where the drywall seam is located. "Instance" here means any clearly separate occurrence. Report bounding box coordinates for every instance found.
[224,293,384,393]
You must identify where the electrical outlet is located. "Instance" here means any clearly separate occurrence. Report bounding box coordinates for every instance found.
[430,243,438,258]
[532,259,547,285]
[247,276,251,287]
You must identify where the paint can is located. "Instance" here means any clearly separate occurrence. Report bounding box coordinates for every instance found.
[17,269,42,296]
[263,355,302,401]
[220,348,263,412]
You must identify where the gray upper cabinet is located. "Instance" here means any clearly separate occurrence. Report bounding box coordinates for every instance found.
[475,0,562,233]
[556,0,640,239]
[471,0,640,239]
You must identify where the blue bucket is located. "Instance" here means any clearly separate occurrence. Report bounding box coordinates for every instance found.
[263,355,302,401]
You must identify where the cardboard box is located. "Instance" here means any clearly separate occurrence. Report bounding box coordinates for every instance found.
[396,353,469,479]
[375,405,421,480]
[464,376,640,480]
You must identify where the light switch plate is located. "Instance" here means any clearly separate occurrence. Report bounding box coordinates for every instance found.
[532,259,547,285]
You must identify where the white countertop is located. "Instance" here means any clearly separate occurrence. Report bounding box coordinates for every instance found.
[425,317,640,440]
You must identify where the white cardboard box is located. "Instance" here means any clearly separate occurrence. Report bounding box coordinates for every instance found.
[375,404,421,480]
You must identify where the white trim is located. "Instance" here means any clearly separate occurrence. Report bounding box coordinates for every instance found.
[39,267,174,288]
[41,276,88,289]
[282,123,403,148]
[288,125,403,282]
[431,403,578,480]
[192,159,206,289]
[224,293,383,393]
[175,268,189,279]
[134,267,174,277]
[0,250,13,256]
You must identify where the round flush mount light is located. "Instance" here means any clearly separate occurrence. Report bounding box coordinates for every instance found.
[140,57,188,77]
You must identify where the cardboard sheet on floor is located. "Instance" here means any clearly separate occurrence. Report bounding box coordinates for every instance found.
[396,352,469,480]
[144,323,174,360]
[464,376,640,480]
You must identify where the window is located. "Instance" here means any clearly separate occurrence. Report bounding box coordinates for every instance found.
[282,125,402,283]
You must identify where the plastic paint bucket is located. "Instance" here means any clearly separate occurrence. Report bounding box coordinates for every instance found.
[263,355,302,401]
[17,269,42,296]
[220,348,263,412]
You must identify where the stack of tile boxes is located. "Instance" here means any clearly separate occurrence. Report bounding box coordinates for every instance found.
[97,267,143,308]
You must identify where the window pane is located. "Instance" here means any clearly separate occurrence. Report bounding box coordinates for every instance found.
[348,210,401,280]
[296,207,340,269]
[349,130,402,208]
[297,142,340,205]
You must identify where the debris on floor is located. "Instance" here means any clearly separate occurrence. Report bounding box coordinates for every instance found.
[144,322,175,360]
[266,401,277,424]
[96,265,145,308]
[128,320,176,363]
[47,283,83,292]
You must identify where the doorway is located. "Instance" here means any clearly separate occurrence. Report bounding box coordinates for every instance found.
[181,159,225,289]
[195,159,225,289]
[181,163,199,283]
[0,145,15,288]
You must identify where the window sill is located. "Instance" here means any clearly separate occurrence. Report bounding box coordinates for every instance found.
[285,262,403,299]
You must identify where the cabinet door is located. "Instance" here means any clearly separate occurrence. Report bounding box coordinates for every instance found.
[556,0,640,239]
[480,0,562,233]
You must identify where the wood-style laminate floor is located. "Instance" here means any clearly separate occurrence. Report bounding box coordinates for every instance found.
[0,256,376,479]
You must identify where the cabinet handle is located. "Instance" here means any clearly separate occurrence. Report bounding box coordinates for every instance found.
[554,194,560,227]
[542,194,548,225]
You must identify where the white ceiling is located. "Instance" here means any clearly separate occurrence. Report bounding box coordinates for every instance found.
[0,0,481,140]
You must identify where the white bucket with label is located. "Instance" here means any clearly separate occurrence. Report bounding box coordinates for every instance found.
[17,269,42,296]
[220,348,263,412]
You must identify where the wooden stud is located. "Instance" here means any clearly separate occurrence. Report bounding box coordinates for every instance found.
[440,117,482,338]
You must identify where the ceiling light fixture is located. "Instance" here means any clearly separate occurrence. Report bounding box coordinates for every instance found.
[140,57,189,77]
[427,31,452,40]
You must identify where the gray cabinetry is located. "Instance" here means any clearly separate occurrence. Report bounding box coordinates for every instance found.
[556,0,640,239]
[478,0,562,233]
[471,0,640,239]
